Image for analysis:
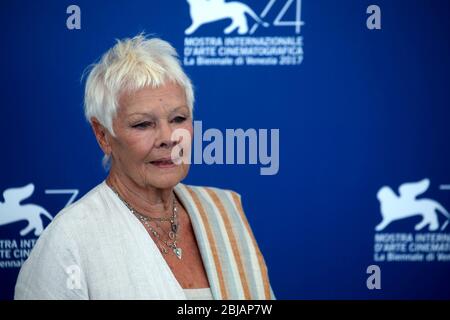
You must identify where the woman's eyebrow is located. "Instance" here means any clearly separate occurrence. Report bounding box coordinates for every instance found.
[127,106,189,118]
[126,112,156,118]
[170,106,190,114]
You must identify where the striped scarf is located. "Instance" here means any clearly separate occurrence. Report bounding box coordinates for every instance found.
[174,183,274,300]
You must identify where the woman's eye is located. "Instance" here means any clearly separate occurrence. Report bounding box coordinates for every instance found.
[132,122,153,129]
[172,116,186,123]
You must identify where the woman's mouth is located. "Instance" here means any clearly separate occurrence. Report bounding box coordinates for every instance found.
[149,158,177,168]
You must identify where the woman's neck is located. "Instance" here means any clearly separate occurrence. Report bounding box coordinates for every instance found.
[106,170,175,218]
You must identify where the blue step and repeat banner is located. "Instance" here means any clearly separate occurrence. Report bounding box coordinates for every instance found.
[1,0,449,300]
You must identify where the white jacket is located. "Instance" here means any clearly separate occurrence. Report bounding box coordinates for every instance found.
[15,181,274,300]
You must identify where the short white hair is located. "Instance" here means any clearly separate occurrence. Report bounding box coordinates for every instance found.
[83,33,194,169]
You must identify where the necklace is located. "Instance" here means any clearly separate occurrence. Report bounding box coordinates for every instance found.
[109,185,182,259]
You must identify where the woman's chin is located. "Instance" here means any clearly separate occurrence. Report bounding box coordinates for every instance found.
[144,169,187,189]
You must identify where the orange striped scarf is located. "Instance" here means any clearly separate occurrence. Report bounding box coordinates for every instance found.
[174,184,275,300]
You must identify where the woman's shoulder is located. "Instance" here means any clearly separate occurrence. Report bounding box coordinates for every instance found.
[14,182,110,299]
[53,181,109,221]
[42,181,110,237]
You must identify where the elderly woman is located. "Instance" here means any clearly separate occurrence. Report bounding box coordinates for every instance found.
[14,34,274,300]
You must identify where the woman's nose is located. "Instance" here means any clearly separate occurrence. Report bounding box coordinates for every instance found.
[156,121,177,149]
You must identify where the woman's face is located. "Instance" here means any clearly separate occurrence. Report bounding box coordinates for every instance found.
[108,82,193,190]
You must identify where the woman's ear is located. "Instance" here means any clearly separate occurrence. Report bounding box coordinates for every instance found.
[91,117,112,156]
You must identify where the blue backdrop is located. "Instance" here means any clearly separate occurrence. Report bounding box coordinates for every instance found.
[1,0,449,300]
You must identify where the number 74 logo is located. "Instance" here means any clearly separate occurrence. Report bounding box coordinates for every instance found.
[250,0,305,34]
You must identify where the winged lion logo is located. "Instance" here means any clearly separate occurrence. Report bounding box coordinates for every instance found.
[376,178,450,231]
[0,184,53,236]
